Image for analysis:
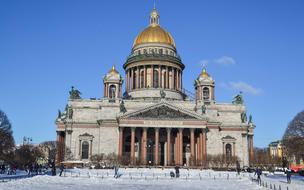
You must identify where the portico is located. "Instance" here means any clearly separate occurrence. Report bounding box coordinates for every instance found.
[117,102,209,166]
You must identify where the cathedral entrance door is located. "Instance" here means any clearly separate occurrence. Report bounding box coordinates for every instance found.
[160,142,165,166]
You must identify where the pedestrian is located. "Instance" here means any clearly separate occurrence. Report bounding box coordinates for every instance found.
[51,161,56,176]
[175,165,180,178]
[286,169,292,184]
[0,165,5,174]
[170,171,175,178]
[28,163,33,176]
[236,160,241,175]
[114,165,119,178]
[254,167,262,184]
[59,163,65,176]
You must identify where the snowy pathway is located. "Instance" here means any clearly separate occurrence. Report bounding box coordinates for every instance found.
[0,168,302,190]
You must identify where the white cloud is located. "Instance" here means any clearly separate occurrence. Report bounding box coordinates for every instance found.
[223,81,262,95]
[214,56,236,66]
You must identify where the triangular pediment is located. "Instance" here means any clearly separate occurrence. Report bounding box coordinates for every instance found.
[120,101,206,120]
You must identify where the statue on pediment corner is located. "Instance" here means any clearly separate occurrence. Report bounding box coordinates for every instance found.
[232,92,244,104]
[69,86,82,99]
[120,100,127,113]
[241,112,247,123]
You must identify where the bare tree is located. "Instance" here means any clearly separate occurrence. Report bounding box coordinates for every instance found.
[14,144,44,167]
[282,110,304,163]
[206,154,239,169]
[91,153,105,168]
[40,140,74,163]
[0,110,15,162]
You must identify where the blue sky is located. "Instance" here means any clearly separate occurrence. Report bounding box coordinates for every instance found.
[0,0,303,147]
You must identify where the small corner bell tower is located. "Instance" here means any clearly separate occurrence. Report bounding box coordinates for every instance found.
[194,67,215,104]
[103,65,123,99]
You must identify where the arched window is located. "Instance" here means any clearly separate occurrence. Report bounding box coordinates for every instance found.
[109,85,116,99]
[153,69,159,88]
[140,70,144,88]
[225,143,232,159]
[82,141,89,159]
[203,87,210,100]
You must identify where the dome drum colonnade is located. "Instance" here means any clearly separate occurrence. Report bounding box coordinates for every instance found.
[124,54,184,92]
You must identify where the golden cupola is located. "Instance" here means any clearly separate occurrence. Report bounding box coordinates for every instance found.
[104,65,122,81]
[195,67,215,103]
[103,65,123,99]
[133,8,175,48]
[199,68,211,79]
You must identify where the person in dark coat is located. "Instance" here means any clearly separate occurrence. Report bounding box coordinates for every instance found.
[170,171,175,178]
[51,161,56,176]
[175,166,180,178]
[0,165,5,174]
[286,169,292,184]
[59,163,65,176]
[254,167,262,184]
[236,160,241,175]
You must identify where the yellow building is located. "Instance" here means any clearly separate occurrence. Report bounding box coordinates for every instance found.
[269,140,283,158]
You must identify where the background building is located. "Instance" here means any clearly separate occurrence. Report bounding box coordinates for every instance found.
[269,140,283,158]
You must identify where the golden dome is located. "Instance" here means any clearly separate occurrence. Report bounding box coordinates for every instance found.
[108,65,119,75]
[133,8,175,48]
[133,25,175,48]
[199,68,210,78]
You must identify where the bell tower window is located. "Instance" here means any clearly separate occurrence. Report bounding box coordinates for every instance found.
[109,85,116,99]
[203,87,210,100]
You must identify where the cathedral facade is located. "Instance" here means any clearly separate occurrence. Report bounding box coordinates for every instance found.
[56,8,255,167]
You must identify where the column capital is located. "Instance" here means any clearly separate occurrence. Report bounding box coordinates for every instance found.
[166,128,172,132]
[178,128,183,132]
[131,127,136,132]
[201,128,207,133]
[155,128,160,132]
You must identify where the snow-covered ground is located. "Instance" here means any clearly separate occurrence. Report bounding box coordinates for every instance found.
[0,168,303,190]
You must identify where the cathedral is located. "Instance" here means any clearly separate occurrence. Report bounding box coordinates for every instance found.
[56,8,255,167]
